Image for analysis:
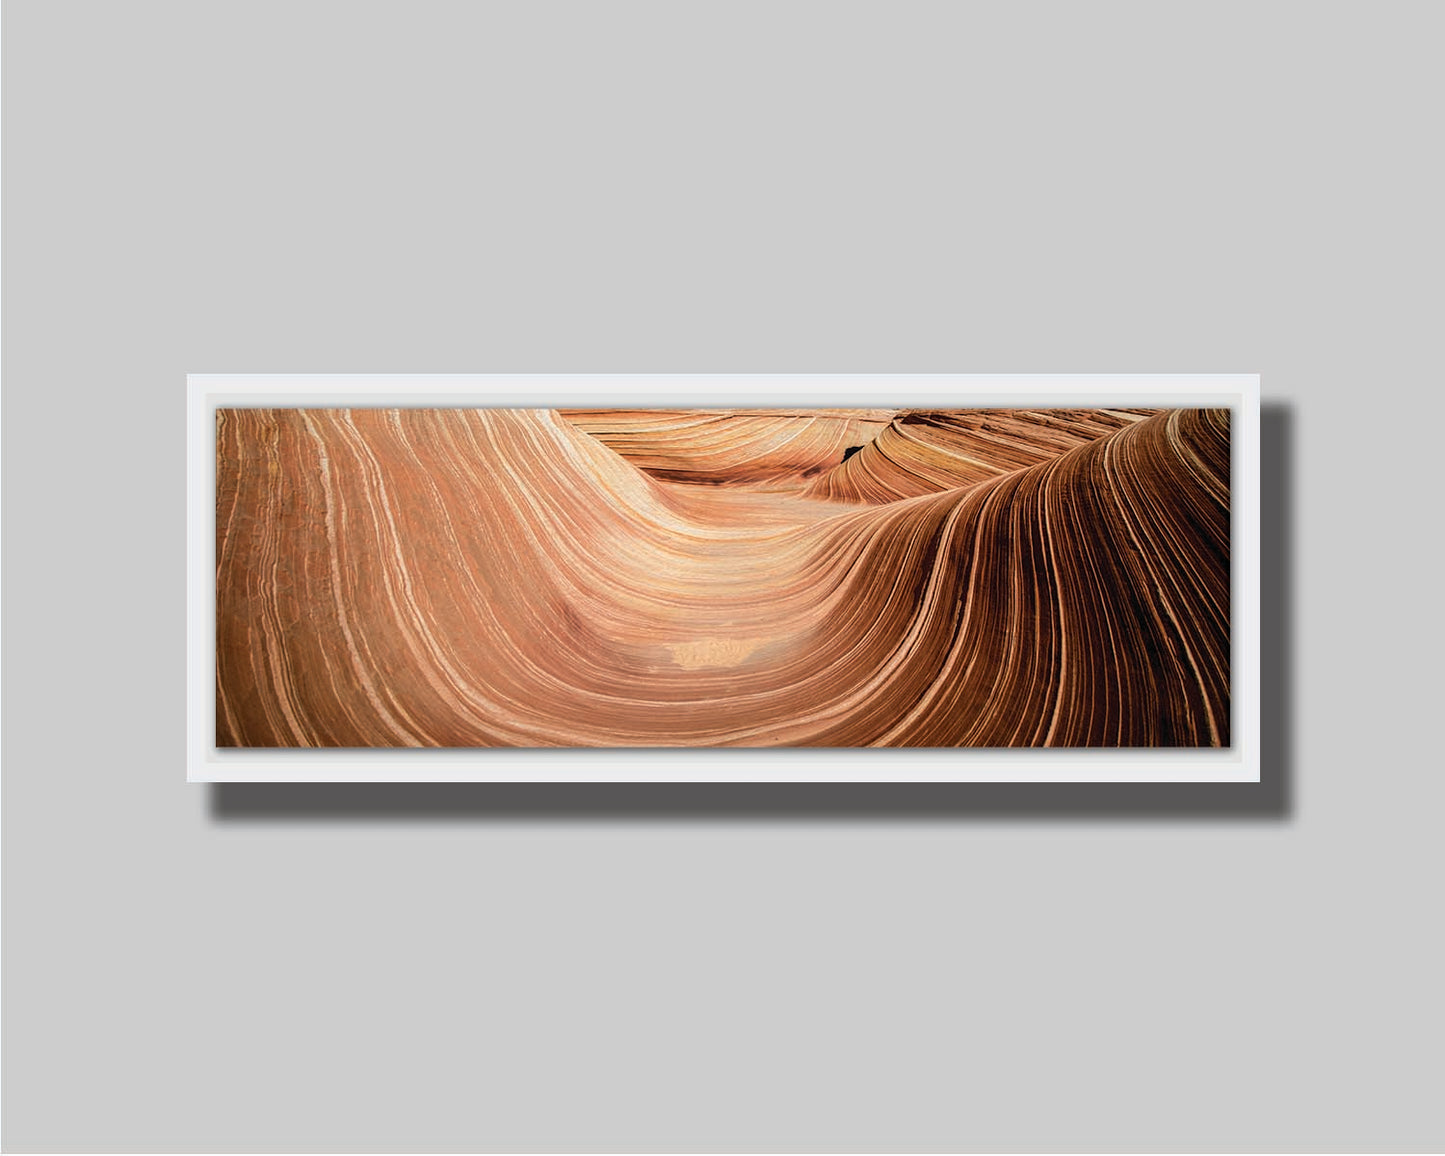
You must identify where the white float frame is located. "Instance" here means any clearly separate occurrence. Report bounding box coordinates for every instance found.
[188,374,1260,783]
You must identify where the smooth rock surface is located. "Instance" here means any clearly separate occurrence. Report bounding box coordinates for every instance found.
[215,406,1230,747]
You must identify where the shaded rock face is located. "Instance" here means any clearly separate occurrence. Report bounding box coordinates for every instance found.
[803,408,1160,503]
[215,406,1230,748]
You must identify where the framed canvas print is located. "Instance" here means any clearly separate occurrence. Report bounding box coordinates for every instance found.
[188,375,1260,782]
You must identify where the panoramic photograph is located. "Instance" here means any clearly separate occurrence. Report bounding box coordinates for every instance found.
[215,406,1231,748]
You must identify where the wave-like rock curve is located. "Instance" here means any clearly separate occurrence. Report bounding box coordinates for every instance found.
[802,408,1159,503]
[216,406,1230,747]
[558,408,894,486]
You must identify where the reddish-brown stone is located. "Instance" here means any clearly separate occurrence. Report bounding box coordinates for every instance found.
[215,406,1229,747]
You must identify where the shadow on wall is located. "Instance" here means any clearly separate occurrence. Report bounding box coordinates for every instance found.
[208,403,1294,824]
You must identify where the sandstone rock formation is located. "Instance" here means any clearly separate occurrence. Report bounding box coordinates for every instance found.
[215,405,1230,747]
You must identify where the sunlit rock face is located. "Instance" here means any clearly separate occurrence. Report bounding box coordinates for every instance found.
[215,406,1230,747]
[557,408,894,485]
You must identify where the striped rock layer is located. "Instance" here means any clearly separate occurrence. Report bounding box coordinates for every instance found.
[216,406,1230,747]
[557,408,894,485]
[802,408,1161,503]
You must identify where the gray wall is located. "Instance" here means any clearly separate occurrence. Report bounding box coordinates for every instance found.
[4,2,1440,1151]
